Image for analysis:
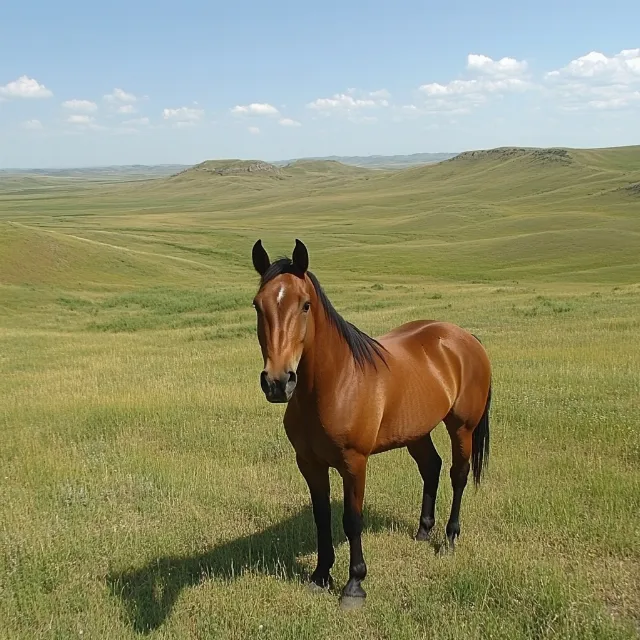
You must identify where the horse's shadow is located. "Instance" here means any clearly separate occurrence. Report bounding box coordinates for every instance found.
[107,501,412,634]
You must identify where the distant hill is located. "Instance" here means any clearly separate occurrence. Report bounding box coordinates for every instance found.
[170,160,282,179]
[160,157,374,191]
[277,159,372,175]
[0,153,455,182]
[0,164,190,182]
[1,144,639,286]
[273,152,458,169]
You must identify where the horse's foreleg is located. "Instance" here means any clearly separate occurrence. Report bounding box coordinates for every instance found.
[338,451,368,609]
[296,454,334,590]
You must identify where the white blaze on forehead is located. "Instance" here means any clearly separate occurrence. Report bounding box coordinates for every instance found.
[276,284,286,305]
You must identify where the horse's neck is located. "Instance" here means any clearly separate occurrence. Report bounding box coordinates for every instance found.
[297,305,353,399]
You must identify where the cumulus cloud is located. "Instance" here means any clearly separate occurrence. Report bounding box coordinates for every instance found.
[306,88,390,114]
[546,49,640,83]
[231,102,279,116]
[279,117,301,127]
[467,54,528,76]
[104,88,137,103]
[420,77,529,97]
[22,119,43,130]
[162,106,204,127]
[67,115,94,125]
[0,76,52,99]
[117,104,136,114]
[163,106,203,120]
[544,48,640,111]
[62,99,97,112]
[416,53,532,114]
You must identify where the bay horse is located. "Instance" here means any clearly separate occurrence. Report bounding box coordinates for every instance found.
[250,239,492,610]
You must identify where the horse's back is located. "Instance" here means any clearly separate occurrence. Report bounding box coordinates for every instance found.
[379,318,490,391]
[378,319,481,354]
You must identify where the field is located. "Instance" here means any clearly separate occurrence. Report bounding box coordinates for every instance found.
[1,146,639,639]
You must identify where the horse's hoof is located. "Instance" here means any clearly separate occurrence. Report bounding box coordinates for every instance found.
[339,595,365,611]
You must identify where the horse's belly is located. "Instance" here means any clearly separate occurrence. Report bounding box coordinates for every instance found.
[371,374,451,453]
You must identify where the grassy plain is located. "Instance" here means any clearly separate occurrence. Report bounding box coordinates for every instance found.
[1,146,639,639]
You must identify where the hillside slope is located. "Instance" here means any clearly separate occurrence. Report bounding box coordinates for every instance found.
[1,145,638,286]
[0,223,216,288]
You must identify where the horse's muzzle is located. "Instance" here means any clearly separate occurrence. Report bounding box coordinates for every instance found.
[260,369,297,403]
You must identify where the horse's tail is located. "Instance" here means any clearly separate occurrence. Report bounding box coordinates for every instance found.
[471,382,491,487]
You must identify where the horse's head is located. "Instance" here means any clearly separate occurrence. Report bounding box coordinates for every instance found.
[251,239,314,403]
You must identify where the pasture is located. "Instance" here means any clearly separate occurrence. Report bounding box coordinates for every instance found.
[1,147,639,639]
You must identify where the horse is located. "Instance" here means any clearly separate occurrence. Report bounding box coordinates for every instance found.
[250,238,492,610]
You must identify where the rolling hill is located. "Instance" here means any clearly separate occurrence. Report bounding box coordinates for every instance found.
[1,145,638,288]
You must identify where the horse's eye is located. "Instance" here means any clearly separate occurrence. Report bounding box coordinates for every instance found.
[302,301,311,312]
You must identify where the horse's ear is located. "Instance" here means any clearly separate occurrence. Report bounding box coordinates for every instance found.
[252,239,271,276]
[292,239,309,273]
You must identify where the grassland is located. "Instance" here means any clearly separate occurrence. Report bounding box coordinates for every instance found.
[0,146,639,639]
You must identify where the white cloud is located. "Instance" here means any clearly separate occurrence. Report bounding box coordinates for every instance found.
[416,53,531,114]
[231,103,279,116]
[467,54,528,76]
[163,106,204,127]
[117,104,136,114]
[123,117,149,126]
[163,107,203,121]
[544,48,640,111]
[104,88,137,103]
[248,126,260,134]
[420,77,530,97]
[68,115,94,125]
[22,119,43,130]
[306,88,390,113]
[62,99,97,112]
[279,117,301,127]
[308,94,376,110]
[368,89,391,100]
[0,76,52,99]
[546,49,640,83]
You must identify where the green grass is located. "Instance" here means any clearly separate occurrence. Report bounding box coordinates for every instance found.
[0,146,639,639]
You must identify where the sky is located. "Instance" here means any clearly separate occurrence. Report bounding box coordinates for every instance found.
[1,0,639,168]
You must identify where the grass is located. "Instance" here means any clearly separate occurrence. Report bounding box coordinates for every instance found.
[0,145,639,639]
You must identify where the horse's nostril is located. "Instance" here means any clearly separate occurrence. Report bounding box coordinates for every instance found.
[260,370,270,394]
[288,371,297,385]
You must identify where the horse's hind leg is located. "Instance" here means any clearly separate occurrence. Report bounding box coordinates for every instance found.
[408,433,442,541]
[443,415,473,551]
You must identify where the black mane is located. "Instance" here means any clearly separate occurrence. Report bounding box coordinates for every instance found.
[259,257,388,370]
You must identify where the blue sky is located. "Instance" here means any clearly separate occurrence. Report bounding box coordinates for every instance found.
[1,0,639,168]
